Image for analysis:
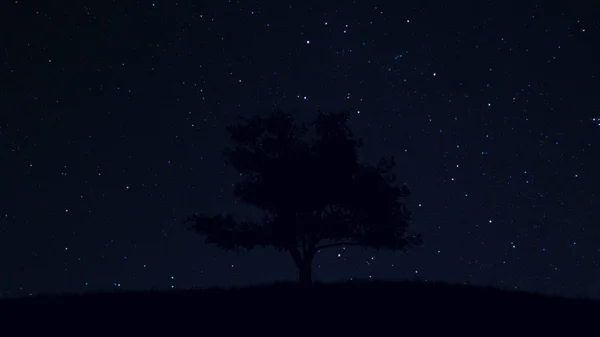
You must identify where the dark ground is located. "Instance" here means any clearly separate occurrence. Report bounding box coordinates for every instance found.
[0,279,597,333]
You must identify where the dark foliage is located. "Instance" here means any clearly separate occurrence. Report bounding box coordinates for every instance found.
[1,281,597,332]
[183,109,422,283]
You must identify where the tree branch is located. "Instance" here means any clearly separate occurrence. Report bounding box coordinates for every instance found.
[315,242,361,251]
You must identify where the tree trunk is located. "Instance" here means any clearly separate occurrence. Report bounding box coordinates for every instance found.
[299,261,312,285]
[289,247,315,286]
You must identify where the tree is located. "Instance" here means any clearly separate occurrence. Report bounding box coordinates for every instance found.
[183,109,422,285]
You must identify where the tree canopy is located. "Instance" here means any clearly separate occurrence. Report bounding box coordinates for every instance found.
[184,109,422,284]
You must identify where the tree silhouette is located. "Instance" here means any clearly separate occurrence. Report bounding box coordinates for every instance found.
[184,109,422,284]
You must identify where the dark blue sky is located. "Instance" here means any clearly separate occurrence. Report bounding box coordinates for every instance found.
[1,0,599,299]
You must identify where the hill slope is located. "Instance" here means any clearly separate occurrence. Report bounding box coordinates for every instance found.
[1,280,597,332]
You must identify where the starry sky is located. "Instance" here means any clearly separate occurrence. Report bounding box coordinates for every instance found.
[2,0,600,299]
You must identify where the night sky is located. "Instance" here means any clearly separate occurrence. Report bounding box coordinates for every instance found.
[2,1,599,299]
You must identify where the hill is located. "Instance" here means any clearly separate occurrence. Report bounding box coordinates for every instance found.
[0,279,597,333]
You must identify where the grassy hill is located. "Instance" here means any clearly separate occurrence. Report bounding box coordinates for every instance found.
[1,279,597,332]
